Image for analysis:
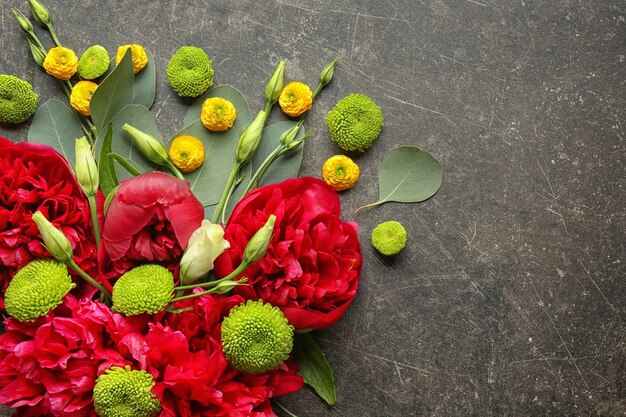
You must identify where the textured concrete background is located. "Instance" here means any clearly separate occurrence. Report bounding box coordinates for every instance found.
[1,0,625,416]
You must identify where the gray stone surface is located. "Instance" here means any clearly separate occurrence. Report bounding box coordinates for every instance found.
[1,0,625,416]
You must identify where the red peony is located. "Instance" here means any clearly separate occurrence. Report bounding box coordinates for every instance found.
[214,177,362,330]
[0,295,131,417]
[0,138,99,305]
[102,171,204,273]
[0,294,302,417]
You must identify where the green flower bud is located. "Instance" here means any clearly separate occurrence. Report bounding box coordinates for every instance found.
[112,264,174,316]
[5,259,75,322]
[75,137,99,196]
[122,124,170,166]
[278,122,302,146]
[93,366,160,417]
[235,110,267,164]
[27,40,46,67]
[28,0,51,26]
[78,45,110,79]
[243,214,275,265]
[221,300,294,374]
[371,221,407,256]
[319,57,339,89]
[12,8,34,34]
[265,61,285,104]
[32,211,73,262]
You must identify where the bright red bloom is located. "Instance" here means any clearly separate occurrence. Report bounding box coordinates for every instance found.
[0,138,99,305]
[0,294,302,417]
[0,295,130,417]
[102,171,204,273]
[214,177,362,330]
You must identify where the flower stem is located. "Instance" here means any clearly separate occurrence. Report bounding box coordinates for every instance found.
[241,146,283,196]
[87,195,101,248]
[212,161,242,224]
[174,262,248,291]
[47,24,62,47]
[166,160,185,180]
[67,258,111,299]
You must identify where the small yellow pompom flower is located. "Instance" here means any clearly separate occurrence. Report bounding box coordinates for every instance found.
[43,46,78,80]
[169,135,205,173]
[116,44,148,74]
[70,81,98,116]
[201,97,237,132]
[279,81,312,117]
[322,155,360,191]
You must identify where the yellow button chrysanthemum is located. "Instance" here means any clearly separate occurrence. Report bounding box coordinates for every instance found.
[322,155,360,191]
[279,81,312,117]
[70,81,98,116]
[43,46,78,80]
[168,135,205,173]
[201,97,237,132]
[116,44,148,74]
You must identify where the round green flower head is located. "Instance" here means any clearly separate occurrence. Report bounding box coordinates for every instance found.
[112,264,174,316]
[0,74,38,124]
[166,46,214,97]
[93,365,160,417]
[372,221,408,256]
[221,300,294,374]
[5,259,75,322]
[77,45,110,79]
[325,93,383,152]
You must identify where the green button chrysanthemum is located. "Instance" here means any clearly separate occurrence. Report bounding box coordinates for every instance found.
[77,45,110,79]
[4,259,75,322]
[112,264,174,316]
[371,221,407,256]
[325,93,384,152]
[0,74,38,124]
[166,46,214,97]
[93,366,160,417]
[221,300,294,374]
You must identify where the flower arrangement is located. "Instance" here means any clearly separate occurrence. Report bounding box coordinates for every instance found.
[0,1,445,416]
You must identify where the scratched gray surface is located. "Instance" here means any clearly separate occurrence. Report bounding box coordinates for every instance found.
[1,0,625,416]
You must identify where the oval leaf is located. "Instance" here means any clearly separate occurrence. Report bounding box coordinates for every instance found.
[27,99,84,166]
[358,146,443,212]
[293,333,336,405]
[168,120,251,219]
[94,104,162,181]
[133,50,156,108]
[90,49,134,133]
[183,84,251,129]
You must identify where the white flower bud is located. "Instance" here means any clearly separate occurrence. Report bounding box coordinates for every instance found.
[180,220,230,285]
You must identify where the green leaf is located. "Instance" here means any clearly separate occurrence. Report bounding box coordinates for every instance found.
[90,49,134,133]
[28,99,84,166]
[98,124,118,196]
[168,120,251,220]
[357,146,443,212]
[94,104,162,181]
[293,333,336,405]
[183,84,251,129]
[110,152,142,176]
[133,50,156,108]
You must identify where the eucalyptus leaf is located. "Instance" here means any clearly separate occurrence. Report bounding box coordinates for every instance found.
[27,99,84,166]
[167,120,251,219]
[250,121,304,188]
[183,84,251,129]
[293,333,336,405]
[98,124,118,196]
[357,146,443,212]
[90,49,134,133]
[94,104,162,181]
[132,50,156,108]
